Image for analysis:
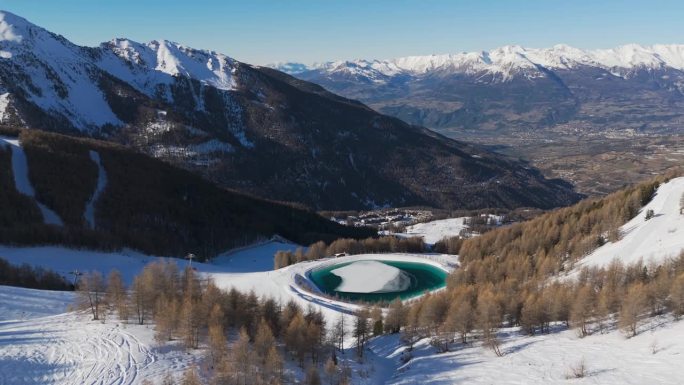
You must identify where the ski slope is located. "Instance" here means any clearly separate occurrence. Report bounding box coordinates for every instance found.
[84,150,107,229]
[578,177,684,269]
[0,286,199,385]
[370,317,684,385]
[0,285,74,321]
[0,137,63,226]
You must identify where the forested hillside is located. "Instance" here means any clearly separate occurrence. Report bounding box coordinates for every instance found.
[382,173,684,355]
[0,129,373,259]
[0,11,582,211]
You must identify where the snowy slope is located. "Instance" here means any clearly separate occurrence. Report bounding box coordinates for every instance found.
[0,246,188,285]
[370,317,684,385]
[401,217,469,244]
[210,239,302,273]
[0,12,121,130]
[97,38,238,99]
[0,285,74,321]
[578,177,684,269]
[0,10,239,130]
[0,286,200,385]
[277,43,684,81]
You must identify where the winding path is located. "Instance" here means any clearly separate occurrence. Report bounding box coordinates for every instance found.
[84,150,107,229]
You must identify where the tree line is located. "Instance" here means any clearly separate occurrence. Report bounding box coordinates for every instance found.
[274,236,426,269]
[386,251,684,358]
[0,257,72,291]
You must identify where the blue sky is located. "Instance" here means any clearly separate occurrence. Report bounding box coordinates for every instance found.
[3,0,684,64]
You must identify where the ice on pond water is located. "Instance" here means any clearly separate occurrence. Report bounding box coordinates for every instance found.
[330,260,411,293]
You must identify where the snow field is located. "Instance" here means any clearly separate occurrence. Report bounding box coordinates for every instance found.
[401,217,469,244]
[578,176,684,269]
[371,317,684,385]
[0,286,201,385]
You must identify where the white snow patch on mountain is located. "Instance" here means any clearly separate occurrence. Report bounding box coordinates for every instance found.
[578,177,684,269]
[0,12,121,130]
[0,92,11,121]
[98,37,238,98]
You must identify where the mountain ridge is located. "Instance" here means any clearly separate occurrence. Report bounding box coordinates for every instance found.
[272,43,684,136]
[272,43,684,79]
[0,10,582,210]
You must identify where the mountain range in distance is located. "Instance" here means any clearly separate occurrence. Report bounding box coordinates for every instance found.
[273,44,684,138]
[0,11,581,211]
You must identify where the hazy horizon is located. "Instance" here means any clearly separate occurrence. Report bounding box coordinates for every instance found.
[3,0,684,65]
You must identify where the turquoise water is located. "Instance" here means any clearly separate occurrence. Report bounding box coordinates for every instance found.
[308,260,448,303]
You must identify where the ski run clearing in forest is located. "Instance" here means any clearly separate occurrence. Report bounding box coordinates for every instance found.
[0,136,63,226]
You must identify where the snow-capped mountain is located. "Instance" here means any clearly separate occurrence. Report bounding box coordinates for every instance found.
[274,44,684,135]
[0,11,582,211]
[276,43,684,81]
[0,11,244,133]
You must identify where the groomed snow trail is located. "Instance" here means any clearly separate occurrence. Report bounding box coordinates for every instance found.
[84,150,107,229]
[0,137,63,226]
[0,285,203,385]
[0,312,155,385]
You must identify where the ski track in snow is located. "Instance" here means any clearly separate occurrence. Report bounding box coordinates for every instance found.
[84,150,107,229]
[0,286,200,385]
[0,313,155,385]
[0,137,63,226]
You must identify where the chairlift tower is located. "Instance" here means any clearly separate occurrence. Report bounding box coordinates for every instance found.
[185,253,196,268]
[69,270,83,286]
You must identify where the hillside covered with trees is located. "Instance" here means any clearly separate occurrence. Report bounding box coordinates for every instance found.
[0,129,373,259]
[380,173,684,357]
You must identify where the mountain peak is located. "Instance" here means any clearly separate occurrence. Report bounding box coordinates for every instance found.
[0,11,33,43]
[274,43,684,79]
